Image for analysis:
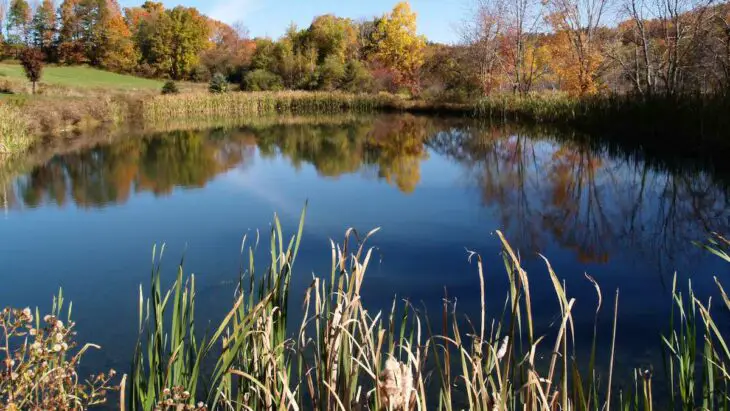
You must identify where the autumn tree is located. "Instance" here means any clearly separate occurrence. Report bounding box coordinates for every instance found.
[249,37,277,72]
[31,0,57,58]
[644,0,714,95]
[134,5,210,79]
[275,29,308,88]
[57,0,86,64]
[653,0,716,95]
[97,1,139,71]
[72,0,132,69]
[708,3,730,92]
[7,0,32,46]
[125,1,163,74]
[502,0,546,94]
[370,1,426,93]
[200,20,254,82]
[545,0,611,94]
[462,0,506,94]
[609,0,657,95]
[306,15,359,63]
[19,47,44,94]
[607,0,719,95]
[420,43,480,99]
[166,7,210,79]
[0,1,5,44]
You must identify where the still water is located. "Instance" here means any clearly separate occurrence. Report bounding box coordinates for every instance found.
[0,114,728,378]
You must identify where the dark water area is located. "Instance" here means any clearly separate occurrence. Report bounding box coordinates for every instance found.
[0,114,728,388]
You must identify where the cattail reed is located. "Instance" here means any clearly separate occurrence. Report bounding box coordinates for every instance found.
[3,209,728,410]
[142,91,404,124]
[0,104,32,154]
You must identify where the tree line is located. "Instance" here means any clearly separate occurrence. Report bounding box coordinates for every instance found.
[1,0,729,97]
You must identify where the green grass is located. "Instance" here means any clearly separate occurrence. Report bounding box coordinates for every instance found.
[0,63,163,91]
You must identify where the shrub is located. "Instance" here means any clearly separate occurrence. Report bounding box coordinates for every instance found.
[161,80,180,95]
[243,69,283,91]
[342,60,374,93]
[135,63,158,79]
[371,66,398,93]
[19,48,44,95]
[0,294,118,409]
[317,55,346,91]
[209,72,229,94]
[190,65,211,82]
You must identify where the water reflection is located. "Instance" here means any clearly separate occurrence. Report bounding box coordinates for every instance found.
[8,131,254,209]
[3,115,729,269]
[254,115,429,192]
[431,125,729,270]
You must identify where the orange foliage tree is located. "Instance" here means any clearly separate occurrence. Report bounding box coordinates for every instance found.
[545,0,610,95]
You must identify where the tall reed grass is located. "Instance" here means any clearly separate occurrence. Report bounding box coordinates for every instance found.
[473,93,730,133]
[142,91,404,124]
[124,210,730,410]
[0,103,32,154]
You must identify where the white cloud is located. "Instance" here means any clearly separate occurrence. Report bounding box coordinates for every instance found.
[208,0,264,24]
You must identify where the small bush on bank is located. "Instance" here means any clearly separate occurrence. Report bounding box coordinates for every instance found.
[19,48,44,95]
[341,60,374,93]
[317,55,346,91]
[243,69,284,91]
[208,73,229,94]
[161,80,179,95]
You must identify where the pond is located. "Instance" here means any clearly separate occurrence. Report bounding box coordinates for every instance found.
[0,113,728,383]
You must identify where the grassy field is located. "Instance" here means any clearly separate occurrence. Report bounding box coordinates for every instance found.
[0,63,167,151]
[0,62,162,90]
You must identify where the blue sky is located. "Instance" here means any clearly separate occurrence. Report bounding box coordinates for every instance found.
[119,0,468,44]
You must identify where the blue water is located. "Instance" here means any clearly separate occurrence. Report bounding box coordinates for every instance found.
[0,114,727,378]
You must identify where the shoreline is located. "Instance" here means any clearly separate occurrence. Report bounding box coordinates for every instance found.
[2,90,729,159]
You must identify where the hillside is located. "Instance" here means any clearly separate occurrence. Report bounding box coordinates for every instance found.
[0,63,163,91]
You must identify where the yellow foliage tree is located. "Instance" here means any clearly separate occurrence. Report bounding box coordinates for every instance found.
[102,8,139,72]
[371,1,426,93]
[545,27,602,95]
[544,0,607,96]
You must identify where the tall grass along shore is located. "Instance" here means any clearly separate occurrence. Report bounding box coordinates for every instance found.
[0,103,31,155]
[141,91,404,123]
[142,91,730,146]
[2,79,729,157]
[1,210,729,410]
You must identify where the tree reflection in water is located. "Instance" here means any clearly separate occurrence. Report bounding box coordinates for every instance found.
[4,115,728,269]
[429,122,729,270]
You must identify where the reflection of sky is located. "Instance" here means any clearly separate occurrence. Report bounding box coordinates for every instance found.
[0,120,728,381]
